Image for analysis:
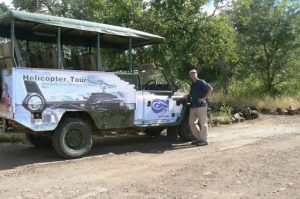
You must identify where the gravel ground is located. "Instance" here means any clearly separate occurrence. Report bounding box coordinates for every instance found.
[0,115,299,199]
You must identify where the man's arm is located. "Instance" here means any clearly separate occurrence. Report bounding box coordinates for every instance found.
[205,84,213,98]
[199,84,213,103]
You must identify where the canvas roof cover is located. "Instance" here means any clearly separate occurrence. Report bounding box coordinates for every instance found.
[0,10,165,48]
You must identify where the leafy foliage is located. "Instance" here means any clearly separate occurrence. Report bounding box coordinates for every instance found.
[210,104,233,125]
[233,0,300,94]
[10,0,300,96]
[0,2,8,14]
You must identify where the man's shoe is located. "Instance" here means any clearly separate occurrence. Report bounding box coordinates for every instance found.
[191,140,201,145]
[196,141,208,146]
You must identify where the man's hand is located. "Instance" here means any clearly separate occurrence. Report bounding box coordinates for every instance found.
[183,94,190,100]
[198,98,206,103]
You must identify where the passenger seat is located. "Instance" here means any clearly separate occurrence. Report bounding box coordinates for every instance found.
[42,48,64,69]
[72,55,84,70]
[83,54,97,71]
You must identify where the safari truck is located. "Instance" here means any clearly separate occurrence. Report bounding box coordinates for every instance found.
[0,10,194,158]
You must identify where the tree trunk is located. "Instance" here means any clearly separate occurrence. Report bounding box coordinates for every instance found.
[263,44,275,93]
[220,61,229,95]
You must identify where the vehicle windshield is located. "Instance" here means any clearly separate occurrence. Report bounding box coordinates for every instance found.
[140,69,171,91]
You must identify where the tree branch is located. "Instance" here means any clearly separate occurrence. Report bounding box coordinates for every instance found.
[198,2,232,21]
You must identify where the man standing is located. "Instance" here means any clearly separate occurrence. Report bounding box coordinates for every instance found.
[185,69,213,146]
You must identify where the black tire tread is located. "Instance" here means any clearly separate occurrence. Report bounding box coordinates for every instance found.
[52,117,93,159]
[167,126,179,140]
[178,116,196,141]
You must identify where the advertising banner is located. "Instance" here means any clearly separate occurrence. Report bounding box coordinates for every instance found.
[136,91,184,125]
[12,68,136,131]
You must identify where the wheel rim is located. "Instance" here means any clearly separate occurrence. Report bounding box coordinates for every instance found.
[65,129,84,150]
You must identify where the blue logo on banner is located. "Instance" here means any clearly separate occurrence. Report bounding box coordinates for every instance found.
[151,99,169,113]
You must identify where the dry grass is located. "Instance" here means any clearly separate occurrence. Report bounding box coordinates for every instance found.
[211,92,300,110]
[0,132,25,143]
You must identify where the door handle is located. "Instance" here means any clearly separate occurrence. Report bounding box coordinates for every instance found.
[147,101,151,107]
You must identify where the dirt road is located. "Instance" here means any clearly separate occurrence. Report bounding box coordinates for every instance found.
[0,115,299,199]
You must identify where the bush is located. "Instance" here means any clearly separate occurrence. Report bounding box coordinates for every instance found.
[228,77,264,97]
[0,133,25,143]
[210,104,233,126]
[211,92,300,110]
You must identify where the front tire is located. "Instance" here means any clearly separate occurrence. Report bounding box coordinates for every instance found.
[178,116,196,141]
[167,126,179,140]
[52,118,93,159]
[26,133,52,147]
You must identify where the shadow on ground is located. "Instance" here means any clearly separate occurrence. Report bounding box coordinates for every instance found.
[0,134,193,171]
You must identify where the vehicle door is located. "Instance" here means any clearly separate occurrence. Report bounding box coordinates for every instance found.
[138,68,180,125]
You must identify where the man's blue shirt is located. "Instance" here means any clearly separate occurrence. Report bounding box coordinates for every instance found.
[190,79,210,108]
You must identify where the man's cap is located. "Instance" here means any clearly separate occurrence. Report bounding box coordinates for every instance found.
[189,69,197,73]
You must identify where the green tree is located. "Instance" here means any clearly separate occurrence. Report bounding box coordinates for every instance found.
[134,0,237,87]
[12,0,61,14]
[233,0,300,94]
[0,2,8,14]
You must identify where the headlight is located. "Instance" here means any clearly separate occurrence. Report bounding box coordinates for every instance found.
[27,94,44,111]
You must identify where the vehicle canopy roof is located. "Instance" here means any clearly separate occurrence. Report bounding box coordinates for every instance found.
[0,10,165,49]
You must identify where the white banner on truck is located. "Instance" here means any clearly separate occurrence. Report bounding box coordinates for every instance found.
[11,68,136,131]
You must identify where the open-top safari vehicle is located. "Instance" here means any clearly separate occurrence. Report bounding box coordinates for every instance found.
[0,10,194,158]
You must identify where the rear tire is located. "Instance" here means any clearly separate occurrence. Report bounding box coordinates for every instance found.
[52,118,93,159]
[178,116,196,141]
[26,133,52,147]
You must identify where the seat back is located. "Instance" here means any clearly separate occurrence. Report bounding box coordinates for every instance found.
[0,42,13,68]
[139,63,157,71]
[72,55,84,70]
[83,54,97,71]
[46,48,58,68]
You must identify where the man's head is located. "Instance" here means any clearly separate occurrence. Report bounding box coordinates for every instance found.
[189,69,198,81]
